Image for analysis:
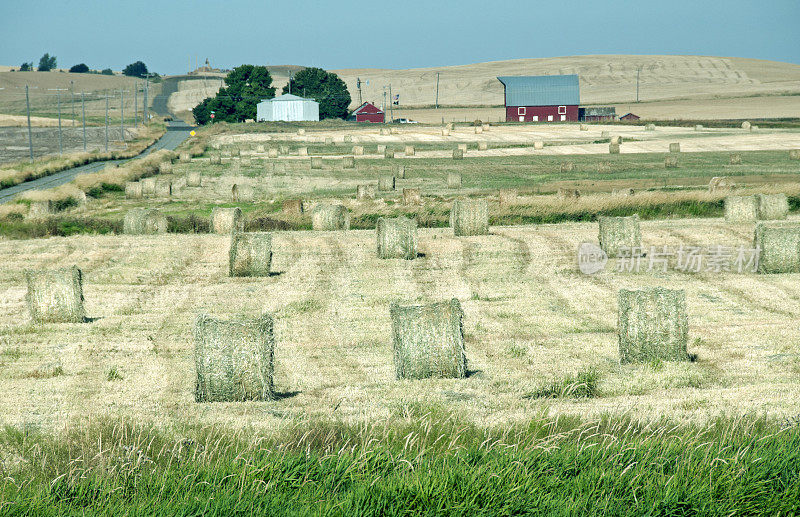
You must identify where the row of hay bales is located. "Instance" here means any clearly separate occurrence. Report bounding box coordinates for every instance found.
[724,194,789,222]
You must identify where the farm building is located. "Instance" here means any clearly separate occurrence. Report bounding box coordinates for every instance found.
[620,112,641,121]
[579,107,617,122]
[497,75,580,122]
[349,102,385,123]
[256,94,319,122]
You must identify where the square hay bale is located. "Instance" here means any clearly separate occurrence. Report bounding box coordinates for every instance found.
[377,145,387,154]
[27,200,55,220]
[447,172,462,188]
[312,204,350,230]
[708,176,732,193]
[474,125,483,134]
[452,148,463,160]
[742,121,751,130]
[533,141,544,150]
[789,149,800,161]
[154,179,172,198]
[159,161,173,174]
[755,223,800,273]
[384,148,395,159]
[498,188,518,205]
[123,208,168,235]
[353,145,364,156]
[268,148,278,158]
[729,153,742,165]
[598,215,641,257]
[377,216,418,259]
[256,144,265,153]
[610,136,622,145]
[310,156,323,169]
[324,137,333,145]
[390,299,466,379]
[343,156,355,169]
[403,188,421,205]
[343,135,352,143]
[180,152,191,162]
[618,288,689,364]
[210,155,221,165]
[229,232,272,277]
[378,175,396,191]
[450,198,489,236]
[394,164,406,178]
[186,172,202,187]
[441,128,450,136]
[282,199,303,214]
[669,142,680,153]
[612,188,635,197]
[645,124,656,131]
[557,188,581,199]
[664,155,678,168]
[458,143,468,152]
[560,161,575,172]
[580,124,589,131]
[750,125,759,131]
[478,142,488,151]
[694,124,703,131]
[445,122,453,130]
[231,184,254,202]
[231,148,241,157]
[194,313,275,402]
[600,131,610,138]
[297,147,308,156]
[757,193,789,221]
[297,128,306,135]
[482,124,489,131]
[125,181,143,199]
[357,184,377,200]
[25,266,85,323]
[211,207,243,234]
[405,145,415,156]
[140,177,157,197]
[380,127,391,136]
[609,143,620,154]
[724,195,758,223]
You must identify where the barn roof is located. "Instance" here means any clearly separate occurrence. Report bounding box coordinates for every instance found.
[263,94,318,103]
[497,75,580,107]
[353,102,383,114]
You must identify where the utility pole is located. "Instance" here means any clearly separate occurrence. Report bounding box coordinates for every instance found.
[134,83,138,127]
[81,91,86,151]
[435,72,440,109]
[25,85,34,163]
[48,88,68,155]
[105,93,110,151]
[356,77,362,106]
[120,89,130,141]
[389,84,394,123]
[143,79,148,124]
[636,66,642,103]
[70,80,75,127]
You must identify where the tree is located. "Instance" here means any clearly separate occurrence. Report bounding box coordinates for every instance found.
[101,68,114,75]
[282,67,351,120]
[19,62,32,71]
[123,61,148,78]
[69,63,89,73]
[37,53,57,71]
[192,65,276,125]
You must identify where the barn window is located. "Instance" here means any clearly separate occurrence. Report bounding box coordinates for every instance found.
[532,115,539,122]
[518,107,526,115]
[547,115,554,122]
[558,105,567,114]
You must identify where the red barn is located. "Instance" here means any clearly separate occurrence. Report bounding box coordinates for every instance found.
[620,112,640,121]
[497,75,580,122]
[350,102,385,123]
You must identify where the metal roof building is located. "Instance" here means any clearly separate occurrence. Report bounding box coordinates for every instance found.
[497,75,580,122]
[257,94,319,122]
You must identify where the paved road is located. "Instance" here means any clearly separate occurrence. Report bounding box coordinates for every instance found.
[0,120,193,204]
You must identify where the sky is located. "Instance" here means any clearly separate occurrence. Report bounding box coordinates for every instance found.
[1,0,798,74]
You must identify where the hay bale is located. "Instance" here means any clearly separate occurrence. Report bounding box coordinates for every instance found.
[394,164,406,179]
[186,172,202,187]
[610,136,622,145]
[279,145,289,154]
[750,125,759,131]
[377,145,387,154]
[755,223,800,273]
[26,200,54,220]
[25,266,85,323]
[478,142,488,151]
[211,207,244,234]
[343,135,352,143]
[609,143,620,154]
[664,155,678,168]
[298,147,308,156]
[194,313,275,402]
[310,156,323,169]
[384,148,395,159]
[231,148,240,157]
[533,141,544,150]
[390,299,466,379]
[212,142,221,150]
[498,188,518,205]
[268,148,278,158]
[482,124,489,131]
[598,215,641,257]
[694,124,703,131]
[708,176,732,192]
[452,148,463,160]
[353,145,364,156]
[580,124,589,131]
[669,142,680,153]
[297,128,306,135]
[557,188,580,199]
[324,137,333,145]
[357,184,377,201]
[612,188,635,197]
[560,162,575,173]
[729,153,742,165]
[231,184,254,202]
[282,199,303,214]
[757,193,789,220]
[645,124,656,131]
[140,177,156,197]
[447,172,462,188]
[403,188,421,205]
[601,131,610,138]
[404,145,415,156]
[229,232,272,277]
[742,121,751,130]
[789,149,800,161]
[180,152,191,162]
[618,288,689,364]
[210,154,221,165]
[474,125,483,134]
[154,179,172,198]
[312,204,350,230]
[445,123,453,130]
[441,128,450,136]
[123,208,167,235]
[256,144,265,153]
[380,127,391,136]
[343,156,355,169]
[458,143,468,152]
[377,216,417,260]
[724,195,758,223]
[125,181,143,199]
[378,175,396,191]
[159,161,173,174]
[450,198,489,236]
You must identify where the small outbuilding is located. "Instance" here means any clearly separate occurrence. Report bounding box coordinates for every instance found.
[349,102,384,123]
[580,107,617,122]
[257,94,319,122]
[620,113,641,121]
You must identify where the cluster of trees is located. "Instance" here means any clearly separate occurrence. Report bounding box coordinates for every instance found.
[192,65,351,124]
[17,54,149,78]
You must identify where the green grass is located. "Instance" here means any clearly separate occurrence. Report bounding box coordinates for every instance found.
[1,414,800,514]
[524,368,602,399]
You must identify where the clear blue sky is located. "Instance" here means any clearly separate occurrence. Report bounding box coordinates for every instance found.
[1,0,798,74]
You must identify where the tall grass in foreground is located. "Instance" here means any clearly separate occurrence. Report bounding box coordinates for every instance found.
[1,414,799,515]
